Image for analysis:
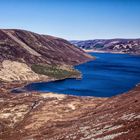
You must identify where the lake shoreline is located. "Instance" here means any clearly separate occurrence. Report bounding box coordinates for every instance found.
[10,53,140,98]
[83,49,140,56]
[1,71,140,99]
[21,53,140,97]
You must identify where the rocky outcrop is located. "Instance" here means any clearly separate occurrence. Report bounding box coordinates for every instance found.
[0,60,48,82]
[0,83,140,140]
[71,39,140,54]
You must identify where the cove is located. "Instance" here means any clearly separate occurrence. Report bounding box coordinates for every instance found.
[25,53,140,97]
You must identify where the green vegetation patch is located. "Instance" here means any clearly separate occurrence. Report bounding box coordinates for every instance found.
[31,64,81,79]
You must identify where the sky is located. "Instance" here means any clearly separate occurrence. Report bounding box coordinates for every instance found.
[0,0,140,40]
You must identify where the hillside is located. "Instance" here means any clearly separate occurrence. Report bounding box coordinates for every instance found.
[71,39,140,54]
[0,82,140,140]
[0,29,93,82]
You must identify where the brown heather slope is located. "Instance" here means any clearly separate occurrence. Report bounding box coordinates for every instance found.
[0,83,140,140]
[0,29,92,65]
[0,29,93,82]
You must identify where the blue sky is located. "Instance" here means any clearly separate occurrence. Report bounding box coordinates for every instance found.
[0,0,140,40]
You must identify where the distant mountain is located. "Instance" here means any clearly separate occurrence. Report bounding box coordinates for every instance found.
[0,29,93,82]
[70,39,140,54]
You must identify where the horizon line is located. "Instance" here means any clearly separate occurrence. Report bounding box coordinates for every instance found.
[1,27,140,41]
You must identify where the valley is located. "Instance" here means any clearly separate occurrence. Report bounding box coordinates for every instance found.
[0,29,140,140]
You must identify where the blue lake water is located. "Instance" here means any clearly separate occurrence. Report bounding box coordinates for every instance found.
[25,53,140,97]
